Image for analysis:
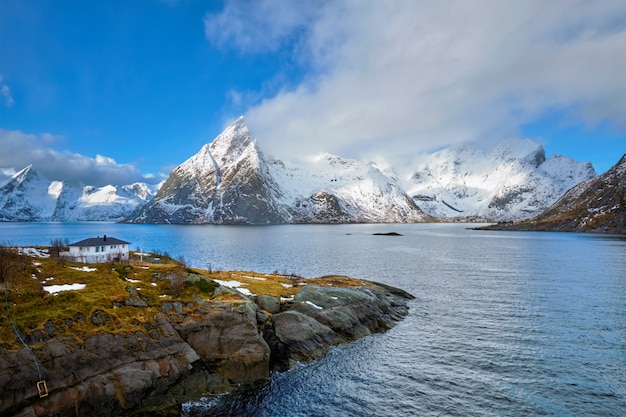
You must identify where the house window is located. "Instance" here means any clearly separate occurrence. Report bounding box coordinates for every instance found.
[95,246,99,252]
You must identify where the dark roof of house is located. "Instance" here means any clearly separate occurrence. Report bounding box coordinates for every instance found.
[68,236,130,247]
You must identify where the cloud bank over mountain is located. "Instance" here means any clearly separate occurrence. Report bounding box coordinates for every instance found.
[0,129,151,186]
[205,0,626,167]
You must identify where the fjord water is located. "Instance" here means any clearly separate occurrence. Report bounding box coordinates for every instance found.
[1,223,625,416]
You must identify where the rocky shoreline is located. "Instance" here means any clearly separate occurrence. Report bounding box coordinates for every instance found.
[1,278,413,417]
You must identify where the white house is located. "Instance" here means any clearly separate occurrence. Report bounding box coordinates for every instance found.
[62,235,131,263]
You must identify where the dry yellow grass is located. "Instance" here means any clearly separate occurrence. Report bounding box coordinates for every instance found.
[0,249,370,352]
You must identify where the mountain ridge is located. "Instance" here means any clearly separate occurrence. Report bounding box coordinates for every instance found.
[0,165,157,222]
[125,117,432,225]
[404,139,596,221]
[1,117,599,225]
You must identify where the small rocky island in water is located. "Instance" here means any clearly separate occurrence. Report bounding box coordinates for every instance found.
[0,244,413,417]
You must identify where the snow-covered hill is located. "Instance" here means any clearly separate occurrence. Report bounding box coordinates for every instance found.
[125,117,430,224]
[405,139,596,221]
[0,165,157,222]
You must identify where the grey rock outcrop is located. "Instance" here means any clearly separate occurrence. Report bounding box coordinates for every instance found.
[2,318,201,417]
[262,283,414,371]
[1,281,413,416]
[174,301,270,385]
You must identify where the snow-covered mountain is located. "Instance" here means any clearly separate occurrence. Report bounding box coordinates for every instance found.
[2,118,598,224]
[0,165,157,222]
[267,153,428,223]
[125,117,430,224]
[405,139,596,221]
[0,165,58,221]
[481,154,625,233]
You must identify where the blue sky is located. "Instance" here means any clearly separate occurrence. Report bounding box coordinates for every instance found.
[1,0,625,186]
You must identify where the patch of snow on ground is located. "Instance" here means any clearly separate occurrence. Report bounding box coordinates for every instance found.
[151,283,157,286]
[127,278,141,283]
[281,296,294,302]
[20,247,50,258]
[281,283,293,288]
[305,300,323,310]
[44,283,86,294]
[241,275,267,280]
[214,279,244,288]
[71,266,97,272]
[213,279,253,296]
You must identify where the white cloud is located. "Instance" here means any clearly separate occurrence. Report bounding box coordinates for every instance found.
[0,74,14,107]
[204,0,321,53]
[205,0,626,170]
[0,129,151,186]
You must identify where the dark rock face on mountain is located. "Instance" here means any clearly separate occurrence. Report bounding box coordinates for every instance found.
[480,154,626,233]
[0,281,413,417]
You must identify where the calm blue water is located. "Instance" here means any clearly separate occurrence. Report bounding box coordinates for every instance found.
[1,222,625,416]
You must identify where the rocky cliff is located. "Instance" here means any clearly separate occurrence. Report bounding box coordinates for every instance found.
[0,265,413,417]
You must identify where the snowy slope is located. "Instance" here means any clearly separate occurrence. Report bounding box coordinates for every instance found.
[0,165,58,221]
[52,183,156,221]
[0,166,157,222]
[483,154,626,233]
[405,139,596,221]
[268,153,427,223]
[126,117,429,224]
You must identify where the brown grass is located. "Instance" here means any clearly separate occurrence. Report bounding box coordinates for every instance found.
[0,249,368,351]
